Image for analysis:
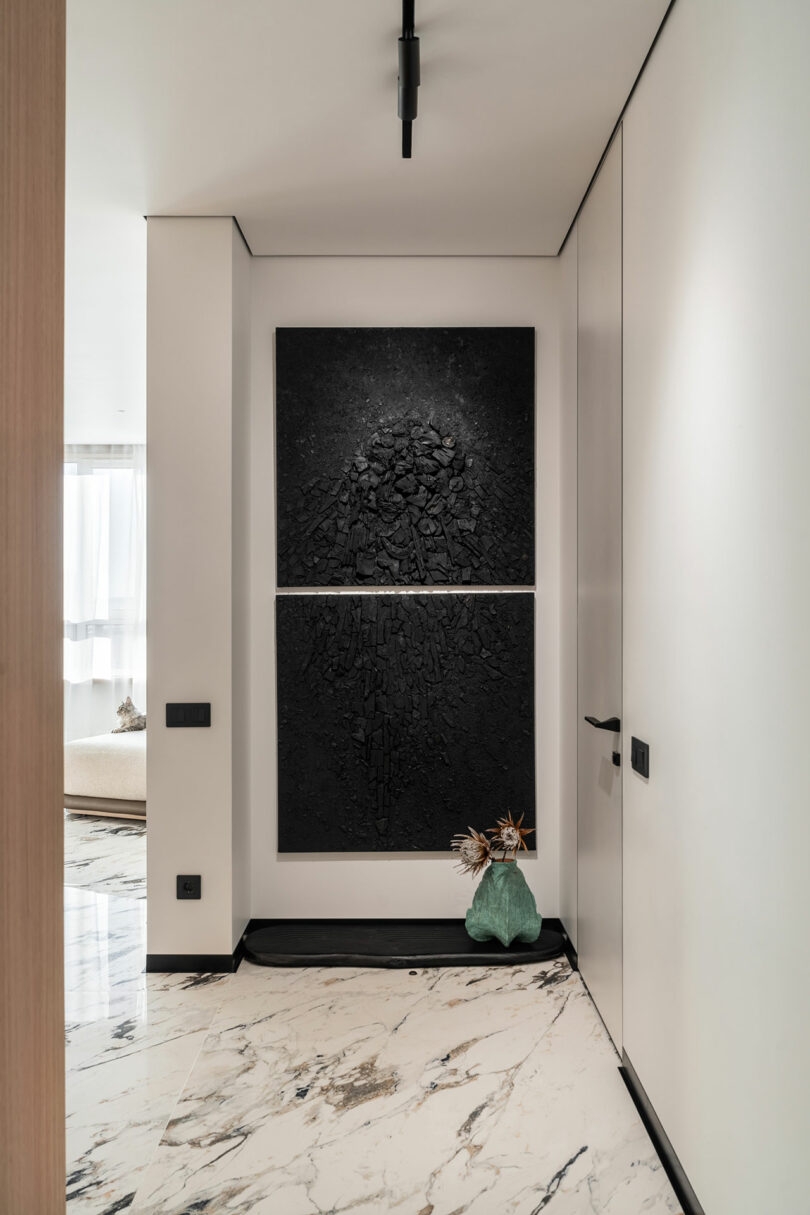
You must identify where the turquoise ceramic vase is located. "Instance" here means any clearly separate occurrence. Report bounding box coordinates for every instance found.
[465,860,542,948]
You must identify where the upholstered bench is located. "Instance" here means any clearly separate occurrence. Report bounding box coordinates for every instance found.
[64,731,146,820]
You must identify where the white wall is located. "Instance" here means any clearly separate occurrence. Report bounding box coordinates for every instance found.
[621,1,810,1211]
[147,217,249,957]
[231,227,252,947]
[558,229,578,947]
[576,132,624,1049]
[65,209,146,444]
[249,257,563,917]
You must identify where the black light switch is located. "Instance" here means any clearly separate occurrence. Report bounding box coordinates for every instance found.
[631,737,650,778]
[166,702,211,728]
[176,874,201,900]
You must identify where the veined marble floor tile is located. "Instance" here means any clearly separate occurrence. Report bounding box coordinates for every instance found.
[64,836,234,1215]
[67,1017,209,1213]
[66,969,233,1027]
[65,812,146,899]
[132,961,682,1215]
[64,820,680,1215]
[65,886,149,995]
[66,965,235,1214]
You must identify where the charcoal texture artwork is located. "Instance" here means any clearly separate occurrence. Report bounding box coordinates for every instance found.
[276,328,535,587]
[276,593,534,852]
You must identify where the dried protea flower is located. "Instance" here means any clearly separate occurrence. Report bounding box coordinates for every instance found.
[451,827,492,876]
[489,811,534,856]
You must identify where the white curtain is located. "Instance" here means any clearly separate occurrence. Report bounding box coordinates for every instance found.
[64,445,146,737]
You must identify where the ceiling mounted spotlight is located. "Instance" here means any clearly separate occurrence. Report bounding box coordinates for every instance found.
[398,0,420,158]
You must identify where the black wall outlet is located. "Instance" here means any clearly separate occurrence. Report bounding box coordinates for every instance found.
[176,874,201,900]
[166,703,211,728]
[631,737,650,779]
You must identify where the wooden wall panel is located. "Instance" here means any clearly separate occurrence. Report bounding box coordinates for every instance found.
[0,1,66,1210]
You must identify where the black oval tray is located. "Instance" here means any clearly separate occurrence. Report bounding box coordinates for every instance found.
[243,919,565,969]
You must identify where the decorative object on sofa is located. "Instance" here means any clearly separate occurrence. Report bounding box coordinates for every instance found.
[276,592,535,851]
[275,328,535,588]
[112,696,146,733]
[453,812,542,948]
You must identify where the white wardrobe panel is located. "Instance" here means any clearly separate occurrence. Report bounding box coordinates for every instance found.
[577,132,623,1049]
[622,1,810,1210]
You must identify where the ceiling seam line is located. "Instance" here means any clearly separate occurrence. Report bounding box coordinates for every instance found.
[557,0,679,257]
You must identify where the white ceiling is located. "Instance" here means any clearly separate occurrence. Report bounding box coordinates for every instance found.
[65,0,667,441]
[67,0,669,257]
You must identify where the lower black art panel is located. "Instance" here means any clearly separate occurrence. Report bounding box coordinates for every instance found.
[276,593,534,852]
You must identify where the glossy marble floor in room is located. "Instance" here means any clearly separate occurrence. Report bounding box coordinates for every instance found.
[65,816,682,1215]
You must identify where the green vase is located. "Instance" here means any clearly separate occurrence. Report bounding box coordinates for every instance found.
[465,861,542,948]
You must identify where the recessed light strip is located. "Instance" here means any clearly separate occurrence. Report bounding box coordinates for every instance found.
[276,585,536,596]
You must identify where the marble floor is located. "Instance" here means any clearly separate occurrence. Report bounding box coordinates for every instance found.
[64,812,146,899]
[65,814,682,1215]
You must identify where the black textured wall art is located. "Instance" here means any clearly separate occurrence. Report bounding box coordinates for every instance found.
[276,593,534,852]
[276,328,535,587]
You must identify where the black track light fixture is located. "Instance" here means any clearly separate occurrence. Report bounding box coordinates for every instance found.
[398,0,420,158]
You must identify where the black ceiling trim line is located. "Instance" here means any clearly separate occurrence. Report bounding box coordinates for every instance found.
[142,214,255,257]
[231,214,253,256]
[141,217,559,258]
[557,0,679,257]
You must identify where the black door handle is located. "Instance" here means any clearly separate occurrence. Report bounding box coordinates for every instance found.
[584,715,621,732]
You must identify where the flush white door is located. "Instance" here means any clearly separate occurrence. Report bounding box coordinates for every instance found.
[577,130,623,1050]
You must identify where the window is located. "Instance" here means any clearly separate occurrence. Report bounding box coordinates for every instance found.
[63,445,146,689]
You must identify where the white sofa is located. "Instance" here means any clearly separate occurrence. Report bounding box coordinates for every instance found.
[64,731,146,819]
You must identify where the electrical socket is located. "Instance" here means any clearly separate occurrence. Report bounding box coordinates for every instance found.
[176,874,201,900]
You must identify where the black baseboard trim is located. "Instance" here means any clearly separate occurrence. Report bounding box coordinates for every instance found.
[545,917,578,971]
[146,938,245,974]
[620,1051,704,1215]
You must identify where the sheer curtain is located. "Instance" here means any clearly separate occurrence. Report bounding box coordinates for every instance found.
[64,445,146,738]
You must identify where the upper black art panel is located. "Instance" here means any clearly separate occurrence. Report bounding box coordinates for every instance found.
[275,328,535,586]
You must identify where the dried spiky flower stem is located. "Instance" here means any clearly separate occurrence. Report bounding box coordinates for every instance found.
[488,811,534,862]
[450,827,492,877]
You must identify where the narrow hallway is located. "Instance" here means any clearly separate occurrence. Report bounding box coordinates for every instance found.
[65,821,679,1214]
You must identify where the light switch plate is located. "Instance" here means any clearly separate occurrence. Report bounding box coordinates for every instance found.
[166,703,211,728]
[631,737,650,778]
